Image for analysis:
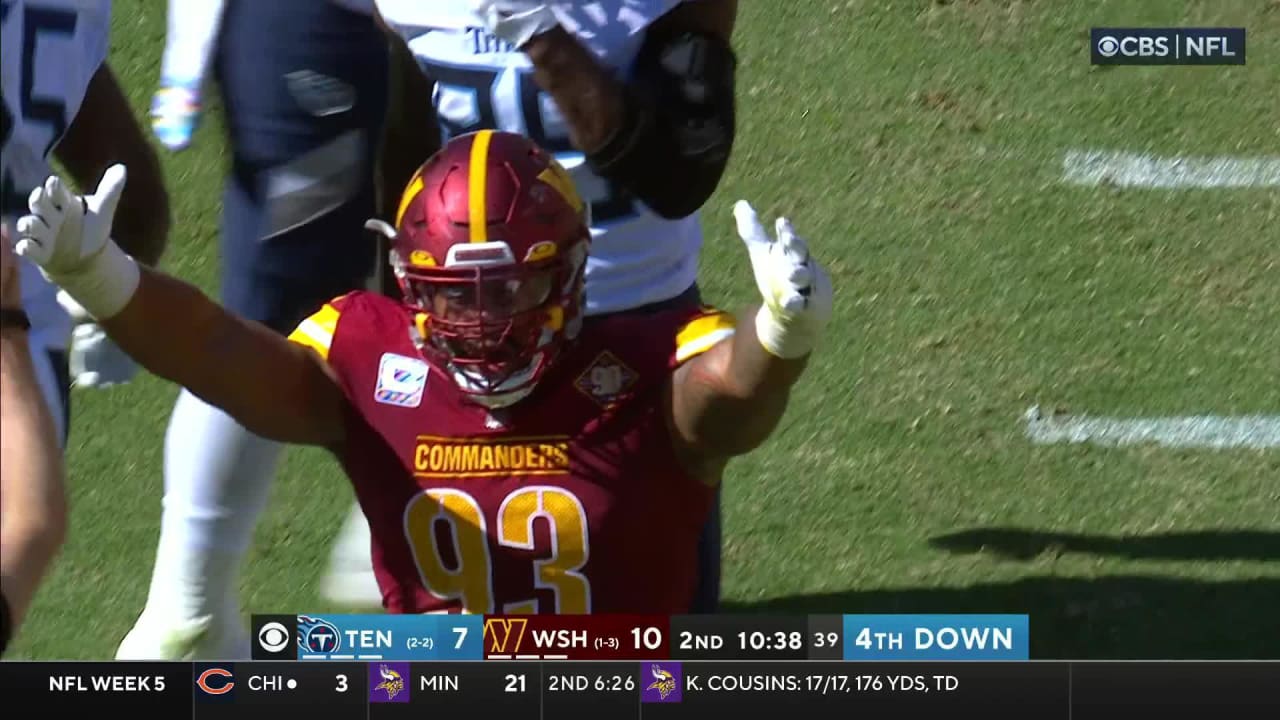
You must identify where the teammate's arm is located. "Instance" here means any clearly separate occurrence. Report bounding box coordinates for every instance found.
[667,202,833,482]
[13,168,348,448]
[373,10,441,295]
[375,10,440,224]
[490,0,738,219]
[0,227,68,639]
[54,65,169,266]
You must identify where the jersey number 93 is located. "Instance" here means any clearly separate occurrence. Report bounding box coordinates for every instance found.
[405,485,593,613]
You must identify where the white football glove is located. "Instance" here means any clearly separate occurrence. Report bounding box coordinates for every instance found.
[13,164,140,320]
[470,0,560,49]
[58,291,140,388]
[733,200,833,359]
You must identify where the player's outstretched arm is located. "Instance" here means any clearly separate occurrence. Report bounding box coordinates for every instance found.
[668,201,833,481]
[477,0,738,219]
[11,167,347,448]
[55,65,170,267]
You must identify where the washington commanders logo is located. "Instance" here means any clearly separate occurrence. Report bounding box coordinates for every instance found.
[574,351,638,408]
[483,618,530,655]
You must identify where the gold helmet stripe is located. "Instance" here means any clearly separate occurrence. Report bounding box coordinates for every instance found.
[395,167,425,227]
[536,160,585,215]
[468,130,495,243]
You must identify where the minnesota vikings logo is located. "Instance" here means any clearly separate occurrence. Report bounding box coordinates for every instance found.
[647,664,676,699]
[374,664,405,700]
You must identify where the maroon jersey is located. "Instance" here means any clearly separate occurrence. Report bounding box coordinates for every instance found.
[288,291,736,614]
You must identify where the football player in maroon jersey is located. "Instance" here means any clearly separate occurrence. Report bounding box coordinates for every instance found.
[13,130,832,615]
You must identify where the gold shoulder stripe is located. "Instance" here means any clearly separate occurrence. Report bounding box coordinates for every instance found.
[287,302,342,360]
[675,311,737,364]
[468,130,495,243]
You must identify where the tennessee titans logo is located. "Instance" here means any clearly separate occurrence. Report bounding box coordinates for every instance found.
[297,616,342,655]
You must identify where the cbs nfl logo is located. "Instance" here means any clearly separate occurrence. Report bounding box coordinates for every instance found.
[251,615,296,660]
[1091,28,1245,66]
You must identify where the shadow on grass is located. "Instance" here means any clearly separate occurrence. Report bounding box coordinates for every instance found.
[723,528,1280,659]
[928,528,1280,563]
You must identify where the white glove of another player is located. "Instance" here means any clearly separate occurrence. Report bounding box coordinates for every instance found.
[58,291,140,388]
[469,0,560,49]
[733,200,833,359]
[12,164,140,321]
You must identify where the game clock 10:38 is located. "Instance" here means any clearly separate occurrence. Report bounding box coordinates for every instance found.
[739,630,804,652]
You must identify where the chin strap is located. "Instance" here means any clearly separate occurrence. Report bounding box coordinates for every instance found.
[467,385,535,409]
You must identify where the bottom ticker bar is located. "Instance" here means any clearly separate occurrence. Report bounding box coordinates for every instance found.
[4,660,1278,719]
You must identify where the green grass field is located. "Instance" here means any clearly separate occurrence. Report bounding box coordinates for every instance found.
[9,0,1278,660]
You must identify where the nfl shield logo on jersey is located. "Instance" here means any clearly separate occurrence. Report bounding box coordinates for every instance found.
[375,353,428,408]
[574,351,638,408]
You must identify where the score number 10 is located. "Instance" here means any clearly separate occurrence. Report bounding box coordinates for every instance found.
[631,626,663,650]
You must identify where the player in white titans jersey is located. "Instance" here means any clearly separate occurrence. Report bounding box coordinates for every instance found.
[1,0,169,441]
[328,0,740,611]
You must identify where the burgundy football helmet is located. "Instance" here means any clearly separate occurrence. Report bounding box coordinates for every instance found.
[369,130,590,407]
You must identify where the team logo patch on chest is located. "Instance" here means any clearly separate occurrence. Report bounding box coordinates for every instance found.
[375,353,429,408]
[574,351,639,408]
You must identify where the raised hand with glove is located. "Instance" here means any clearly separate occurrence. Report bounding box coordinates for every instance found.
[14,165,142,388]
[733,200,833,360]
[15,165,264,660]
[665,200,833,473]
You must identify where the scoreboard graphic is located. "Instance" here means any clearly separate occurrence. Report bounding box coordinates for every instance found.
[5,614,1276,718]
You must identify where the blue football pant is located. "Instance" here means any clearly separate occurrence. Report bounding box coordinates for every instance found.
[215,0,387,326]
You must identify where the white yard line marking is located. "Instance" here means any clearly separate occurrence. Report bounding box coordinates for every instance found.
[1023,406,1280,449]
[1062,150,1280,188]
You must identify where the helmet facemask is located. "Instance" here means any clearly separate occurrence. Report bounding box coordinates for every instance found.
[393,239,586,408]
